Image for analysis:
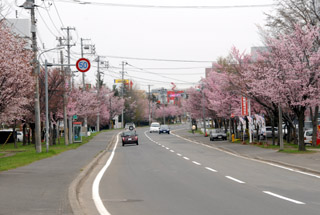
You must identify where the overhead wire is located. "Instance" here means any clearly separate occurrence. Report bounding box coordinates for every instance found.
[105,55,213,63]
[126,63,195,83]
[54,0,274,9]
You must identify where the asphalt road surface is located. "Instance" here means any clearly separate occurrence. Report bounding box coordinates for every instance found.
[95,126,320,215]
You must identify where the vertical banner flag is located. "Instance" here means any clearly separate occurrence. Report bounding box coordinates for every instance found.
[241,96,248,116]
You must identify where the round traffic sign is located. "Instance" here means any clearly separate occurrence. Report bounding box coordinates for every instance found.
[76,58,91,72]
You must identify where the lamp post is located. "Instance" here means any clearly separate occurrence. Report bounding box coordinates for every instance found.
[38,47,64,152]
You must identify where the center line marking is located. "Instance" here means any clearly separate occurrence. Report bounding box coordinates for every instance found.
[170,150,175,152]
[263,191,305,205]
[177,153,182,156]
[205,167,217,172]
[192,161,201,165]
[225,176,245,184]
[183,157,190,160]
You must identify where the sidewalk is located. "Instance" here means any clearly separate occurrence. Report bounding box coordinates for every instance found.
[173,129,320,176]
[0,130,118,215]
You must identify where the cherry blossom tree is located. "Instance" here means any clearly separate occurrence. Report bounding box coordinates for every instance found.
[0,21,34,123]
[248,24,320,150]
[0,21,34,147]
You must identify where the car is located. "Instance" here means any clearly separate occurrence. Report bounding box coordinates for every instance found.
[121,130,138,146]
[159,125,170,134]
[266,126,278,138]
[125,122,136,130]
[304,129,313,145]
[17,131,23,142]
[149,122,160,133]
[209,129,227,141]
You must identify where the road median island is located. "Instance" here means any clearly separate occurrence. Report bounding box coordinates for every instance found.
[68,132,118,215]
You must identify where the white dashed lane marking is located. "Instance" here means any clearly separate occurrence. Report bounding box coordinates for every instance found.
[225,176,245,184]
[263,191,305,205]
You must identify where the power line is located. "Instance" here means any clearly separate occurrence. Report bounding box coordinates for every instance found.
[126,63,193,83]
[52,0,65,28]
[55,0,275,9]
[105,55,213,63]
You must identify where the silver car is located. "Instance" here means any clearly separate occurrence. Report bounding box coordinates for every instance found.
[209,129,227,141]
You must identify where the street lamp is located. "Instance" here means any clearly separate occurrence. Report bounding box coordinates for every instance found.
[38,47,64,152]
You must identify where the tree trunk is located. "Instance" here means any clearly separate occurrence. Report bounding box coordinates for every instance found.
[13,121,17,149]
[298,109,306,151]
[271,117,276,145]
[310,106,319,147]
[23,123,27,146]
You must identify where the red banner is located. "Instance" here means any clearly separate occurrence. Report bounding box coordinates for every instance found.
[241,97,248,116]
[317,125,320,145]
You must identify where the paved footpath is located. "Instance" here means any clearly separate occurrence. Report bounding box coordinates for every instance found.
[173,128,320,176]
[0,130,118,215]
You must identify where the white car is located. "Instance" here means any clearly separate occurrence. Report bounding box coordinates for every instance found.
[17,131,23,142]
[149,122,160,133]
[304,129,313,145]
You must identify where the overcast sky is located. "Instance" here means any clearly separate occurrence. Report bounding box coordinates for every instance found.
[2,0,275,91]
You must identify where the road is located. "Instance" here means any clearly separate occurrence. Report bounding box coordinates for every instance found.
[94,126,320,215]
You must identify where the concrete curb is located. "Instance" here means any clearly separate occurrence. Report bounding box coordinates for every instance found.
[68,133,118,215]
[172,130,320,178]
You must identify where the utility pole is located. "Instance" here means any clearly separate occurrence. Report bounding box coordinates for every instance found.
[61,27,75,144]
[80,38,92,136]
[57,37,69,145]
[121,61,126,128]
[148,85,152,125]
[201,82,207,136]
[21,0,41,152]
[96,56,100,132]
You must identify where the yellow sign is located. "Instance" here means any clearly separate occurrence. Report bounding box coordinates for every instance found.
[114,79,129,84]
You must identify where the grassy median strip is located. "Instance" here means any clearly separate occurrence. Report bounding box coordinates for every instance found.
[0,131,101,172]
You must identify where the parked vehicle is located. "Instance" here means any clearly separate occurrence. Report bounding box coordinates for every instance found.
[304,129,313,145]
[121,130,138,146]
[266,126,278,138]
[17,131,23,142]
[149,122,160,133]
[209,129,227,141]
[159,125,170,134]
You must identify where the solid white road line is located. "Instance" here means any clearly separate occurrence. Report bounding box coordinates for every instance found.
[205,167,218,172]
[92,132,121,215]
[225,176,245,184]
[192,161,201,165]
[263,191,305,205]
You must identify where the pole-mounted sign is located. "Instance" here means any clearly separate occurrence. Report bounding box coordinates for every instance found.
[76,58,91,72]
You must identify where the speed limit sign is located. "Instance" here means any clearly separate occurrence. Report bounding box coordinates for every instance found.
[76,58,91,73]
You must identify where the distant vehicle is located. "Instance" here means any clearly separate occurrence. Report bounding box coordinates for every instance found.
[304,129,313,145]
[125,122,136,130]
[17,131,23,142]
[266,126,278,138]
[121,130,138,146]
[149,122,160,133]
[159,125,170,134]
[209,129,227,141]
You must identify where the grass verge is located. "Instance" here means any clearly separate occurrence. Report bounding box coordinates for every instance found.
[232,138,319,153]
[0,130,103,172]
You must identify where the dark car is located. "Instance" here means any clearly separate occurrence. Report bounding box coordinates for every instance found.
[159,125,170,134]
[209,129,227,141]
[121,130,138,146]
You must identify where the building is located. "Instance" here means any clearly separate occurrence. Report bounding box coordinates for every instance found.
[4,19,31,49]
